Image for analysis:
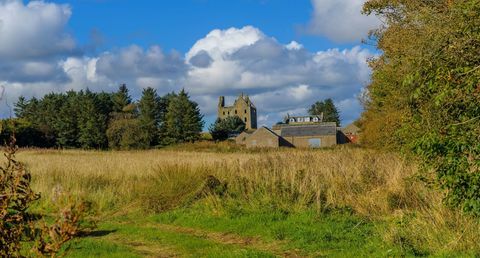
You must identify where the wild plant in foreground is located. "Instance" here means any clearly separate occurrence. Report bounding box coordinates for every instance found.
[0,139,89,257]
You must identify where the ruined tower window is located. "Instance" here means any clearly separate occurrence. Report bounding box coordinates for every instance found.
[228,111,230,115]
[244,117,247,122]
[244,109,247,114]
[235,110,237,114]
[223,112,225,115]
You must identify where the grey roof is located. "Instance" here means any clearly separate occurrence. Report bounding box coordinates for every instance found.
[280,124,337,137]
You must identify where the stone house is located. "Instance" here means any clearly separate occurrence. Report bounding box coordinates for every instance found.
[218,94,257,130]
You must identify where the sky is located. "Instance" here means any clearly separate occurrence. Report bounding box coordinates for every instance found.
[0,0,381,128]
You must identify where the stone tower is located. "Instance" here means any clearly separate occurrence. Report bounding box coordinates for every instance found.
[217,93,257,130]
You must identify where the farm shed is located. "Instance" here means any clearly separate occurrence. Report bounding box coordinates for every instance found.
[280,123,337,148]
[245,127,280,148]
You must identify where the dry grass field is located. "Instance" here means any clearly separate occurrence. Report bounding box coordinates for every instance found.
[14,142,480,257]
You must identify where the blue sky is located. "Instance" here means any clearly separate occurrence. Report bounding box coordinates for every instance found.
[0,0,380,128]
[52,0,357,53]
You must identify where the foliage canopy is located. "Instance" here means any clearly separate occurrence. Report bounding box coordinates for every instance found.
[362,0,480,214]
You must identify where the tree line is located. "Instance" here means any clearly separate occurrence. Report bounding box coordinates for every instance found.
[0,85,204,149]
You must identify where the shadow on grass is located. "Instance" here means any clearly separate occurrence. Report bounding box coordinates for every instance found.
[79,229,117,238]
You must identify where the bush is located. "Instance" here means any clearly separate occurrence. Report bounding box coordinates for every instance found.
[209,116,246,141]
[0,138,89,256]
[107,118,148,150]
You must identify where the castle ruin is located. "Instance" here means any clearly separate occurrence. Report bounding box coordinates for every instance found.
[218,94,257,130]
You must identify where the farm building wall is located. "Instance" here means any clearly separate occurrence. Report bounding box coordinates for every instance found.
[281,135,337,148]
[245,127,280,148]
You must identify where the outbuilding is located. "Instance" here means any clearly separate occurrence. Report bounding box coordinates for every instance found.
[280,122,337,148]
[245,127,281,148]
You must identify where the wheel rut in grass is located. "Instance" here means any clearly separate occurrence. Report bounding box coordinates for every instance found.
[105,235,180,258]
[143,223,306,257]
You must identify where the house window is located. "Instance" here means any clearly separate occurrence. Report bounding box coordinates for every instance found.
[304,117,311,122]
[289,118,295,123]
[313,117,319,122]
[297,117,304,122]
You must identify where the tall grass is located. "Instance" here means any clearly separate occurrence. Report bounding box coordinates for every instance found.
[16,143,480,254]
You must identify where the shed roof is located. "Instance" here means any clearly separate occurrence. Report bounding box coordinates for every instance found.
[342,123,361,134]
[251,126,280,138]
[280,124,337,137]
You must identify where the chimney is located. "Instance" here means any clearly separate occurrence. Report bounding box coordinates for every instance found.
[218,96,225,107]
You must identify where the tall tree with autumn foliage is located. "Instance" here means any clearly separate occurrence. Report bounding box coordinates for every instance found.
[361,0,480,213]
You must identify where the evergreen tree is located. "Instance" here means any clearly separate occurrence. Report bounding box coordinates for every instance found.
[165,89,204,144]
[54,91,79,148]
[138,87,161,146]
[308,98,341,126]
[14,96,28,118]
[112,84,132,113]
[157,92,177,142]
[77,90,108,149]
[35,93,64,146]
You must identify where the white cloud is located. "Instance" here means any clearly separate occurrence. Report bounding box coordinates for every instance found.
[181,27,372,126]
[0,0,75,59]
[186,26,263,61]
[306,0,381,43]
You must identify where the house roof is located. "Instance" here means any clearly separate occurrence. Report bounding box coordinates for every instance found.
[235,131,251,141]
[285,114,323,123]
[341,123,361,134]
[280,124,337,137]
[251,126,280,138]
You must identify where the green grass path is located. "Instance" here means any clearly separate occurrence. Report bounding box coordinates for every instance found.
[61,203,408,257]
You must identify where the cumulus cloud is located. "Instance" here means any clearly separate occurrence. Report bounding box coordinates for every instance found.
[183,26,372,125]
[0,1,372,127]
[94,45,187,96]
[0,0,75,59]
[305,0,381,43]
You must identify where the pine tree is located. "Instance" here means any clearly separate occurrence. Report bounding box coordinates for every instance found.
[77,90,108,149]
[138,87,161,146]
[55,91,79,148]
[112,84,132,113]
[157,92,177,142]
[165,89,204,144]
[308,98,341,126]
[14,96,28,118]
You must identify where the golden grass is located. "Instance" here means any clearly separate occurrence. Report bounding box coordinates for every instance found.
[13,144,480,254]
